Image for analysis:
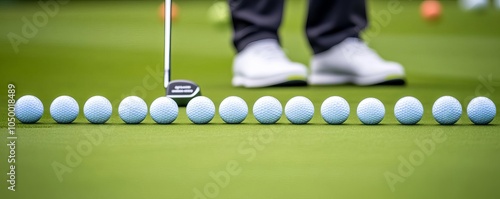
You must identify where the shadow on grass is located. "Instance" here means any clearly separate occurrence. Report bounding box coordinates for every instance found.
[425,123,499,127]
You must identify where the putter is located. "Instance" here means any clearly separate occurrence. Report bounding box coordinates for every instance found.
[164,0,202,106]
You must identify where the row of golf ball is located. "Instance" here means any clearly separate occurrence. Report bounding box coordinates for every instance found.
[14,95,496,125]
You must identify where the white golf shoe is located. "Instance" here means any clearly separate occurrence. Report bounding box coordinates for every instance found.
[309,38,405,86]
[232,39,308,88]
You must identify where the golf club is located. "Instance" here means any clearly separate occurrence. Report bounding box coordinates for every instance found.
[164,0,202,106]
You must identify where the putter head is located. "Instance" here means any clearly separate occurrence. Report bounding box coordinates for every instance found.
[166,80,202,107]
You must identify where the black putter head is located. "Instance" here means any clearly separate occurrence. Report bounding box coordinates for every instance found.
[166,80,202,107]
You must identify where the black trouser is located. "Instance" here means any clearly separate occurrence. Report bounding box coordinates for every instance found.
[229,0,367,54]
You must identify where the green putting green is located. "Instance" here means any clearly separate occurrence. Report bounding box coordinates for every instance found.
[1,1,499,198]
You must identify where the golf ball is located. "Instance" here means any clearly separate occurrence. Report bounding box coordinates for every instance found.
[150,97,178,124]
[357,98,385,125]
[432,96,462,125]
[321,96,350,124]
[253,96,282,124]
[50,96,79,124]
[219,96,248,124]
[285,96,314,124]
[394,96,424,125]
[15,95,44,124]
[467,96,496,125]
[118,96,148,124]
[186,96,215,124]
[84,96,112,124]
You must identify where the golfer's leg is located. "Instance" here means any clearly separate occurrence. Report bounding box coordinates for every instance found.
[306,0,405,86]
[306,0,367,54]
[229,0,307,88]
[229,0,284,52]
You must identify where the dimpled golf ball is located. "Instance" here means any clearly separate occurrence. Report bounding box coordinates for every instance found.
[50,96,79,124]
[432,96,462,125]
[357,98,385,125]
[285,96,314,124]
[253,96,282,124]
[118,96,148,124]
[219,96,248,124]
[186,96,215,124]
[321,96,350,125]
[467,96,496,125]
[84,96,112,124]
[394,96,424,125]
[150,97,178,124]
[15,95,44,124]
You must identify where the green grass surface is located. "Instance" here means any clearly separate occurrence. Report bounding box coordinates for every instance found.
[1,1,500,198]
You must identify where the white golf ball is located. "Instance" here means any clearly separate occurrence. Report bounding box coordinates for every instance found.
[432,96,462,125]
[119,96,148,124]
[15,95,44,124]
[84,96,112,124]
[321,96,350,124]
[467,96,496,125]
[394,96,424,125]
[50,96,79,124]
[186,96,215,124]
[253,96,282,124]
[357,98,385,125]
[219,96,248,124]
[150,97,178,124]
[285,96,314,124]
